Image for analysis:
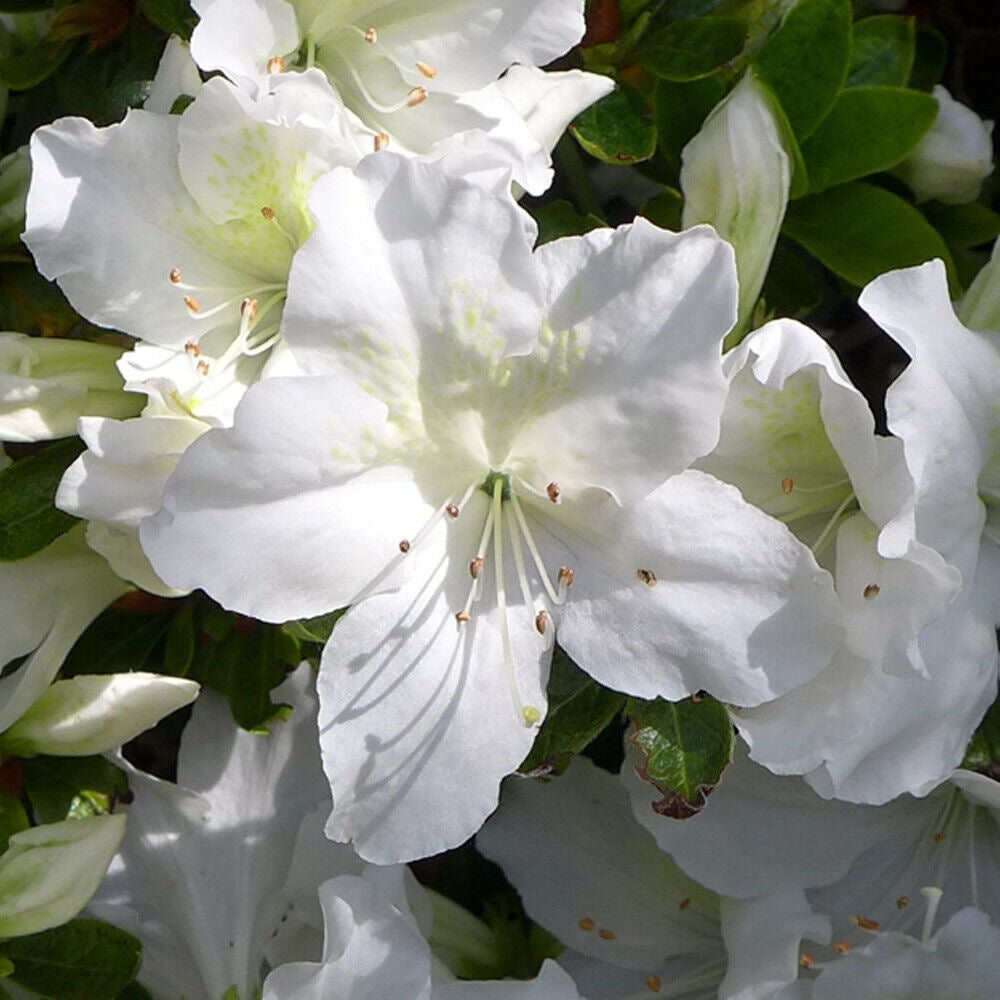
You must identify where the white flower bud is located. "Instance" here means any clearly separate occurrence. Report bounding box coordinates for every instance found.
[0,673,199,758]
[0,814,125,937]
[896,85,994,204]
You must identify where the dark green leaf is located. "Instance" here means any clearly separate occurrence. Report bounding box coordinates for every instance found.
[784,181,955,288]
[571,85,657,166]
[753,0,852,140]
[140,0,197,39]
[115,983,152,1000]
[0,957,12,977]
[22,756,127,825]
[626,693,734,816]
[653,74,725,169]
[62,607,171,677]
[169,93,195,115]
[519,649,626,776]
[0,919,141,1000]
[530,200,605,245]
[637,15,746,81]
[163,600,197,677]
[847,15,914,87]
[908,23,946,92]
[0,438,83,561]
[962,696,1000,776]
[0,2,55,10]
[640,188,683,230]
[0,39,71,90]
[800,86,937,192]
[0,788,29,854]
[761,237,827,319]
[921,202,1000,249]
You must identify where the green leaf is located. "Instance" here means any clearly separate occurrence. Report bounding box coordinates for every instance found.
[0,957,12,977]
[653,74,725,169]
[640,188,683,231]
[961,696,1000,776]
[783,181,955,288]
[625,694,734,816]
[761,237,827,319]
[140,0,197,38]
[0,2,55,10]
[0,919,141,1000]
[571,85,657,166]
[61,606,171,678]
[847,15,915,87]
[0,789,29,855]
[800,86,937,193]
[0,438,83,561]
[908,23,946,92]
[921,202,1000,249]
[0,39,71,91]
[164,600,197,677]
[753,0,852,140]
[530,200,605,245]
[21,756,127,825]
[636,15,746,81]
[115,983,152,1000]
[519,649,626,776]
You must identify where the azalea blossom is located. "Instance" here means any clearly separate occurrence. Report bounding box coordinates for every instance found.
[141,154,839,862]
[187,0,599,192]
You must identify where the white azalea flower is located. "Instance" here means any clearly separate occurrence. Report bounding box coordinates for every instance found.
[262,874,585,1000]
[141,154,839,862]
[144,36,203,114]
[87,664,365,1000]
[24,69,368,374]
[189,0,590,193]
[695,316,983,803]
[895,85,994,205]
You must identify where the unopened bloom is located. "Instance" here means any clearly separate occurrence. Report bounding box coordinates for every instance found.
[142,154,839,862]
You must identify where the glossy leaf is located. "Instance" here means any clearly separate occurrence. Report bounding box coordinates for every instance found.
[922,201,1000,249]
[21,756,128,825]
[530,200,605,245]
[653,74,725,169]
[637,15,746,81]
[571,85,656,165]
[847,15,915,87]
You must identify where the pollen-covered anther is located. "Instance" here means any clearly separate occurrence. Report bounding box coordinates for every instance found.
[646,975,662,994]
[374,132,389,152]
[469,556,485,579]
[534,609,549,635]
[578,917,595,932]
[546,481,561,504]
[407,86,428,107]
[455,611,471,623]
[678,897,691,910]
[897,896,910,909]
[558,566,574,588]
[183,295,201,313]
[932,832,946,843]
[637,568,658,587]
[852,915,880,932]
[184,340,201,357]
[364,25,377,43]
[415,60,437,79]
[169,266,182,284]
[598,928,616,941]
[266,55,286,73]
[241,297,259,321]
[863,583,880,599]
[446,503,460,519]
[833,941,851,954]
[799,954,815,970]
[196,359,210,376]
[398,539,411,553]
[781,476,794,494]
[260,206,277,221]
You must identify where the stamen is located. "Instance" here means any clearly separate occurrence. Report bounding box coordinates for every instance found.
[506,504,553,649]
[920,886,943,945]
[897,896,909,909]
[833,941,851,954]
[534,610,549,635]
[184,341,201,357]
[374,132,389,151]
[456,498,496,619]
[678,898,691,910]
[407,86,428,107]
[781,476,794,494]
[557,566,575,599]
[266,55,286,73]
[446,503,460,519]
[578,917,595,932]
[415,60,437,78]
[364,25,377,43]
[169,267,182,284]
[810,491,858,558]
[509,492,568,606]
[637,568,658,587]
[598,928,616,940]
[196,359,210,376]
[492,478,540,728]
[469,557,484,579]
[455,611,471,623]
[799,954,815,969]
[851,915,880,932]
[646,975,662,993]
[184,295,201,313]
[546,481,561,504]
[260,206,276,221]
[863,583,880,599]
[398,539,411,553]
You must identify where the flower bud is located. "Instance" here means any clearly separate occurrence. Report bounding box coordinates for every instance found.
[0,673,199,758]
[0,813,125,937]
[895,85,994,205]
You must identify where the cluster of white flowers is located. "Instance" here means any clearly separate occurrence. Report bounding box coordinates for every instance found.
[2,1,1000,997]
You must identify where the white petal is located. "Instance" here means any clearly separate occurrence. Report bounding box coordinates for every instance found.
[512,222,736,503]
[478,757,721,971]
[144,36,202,113]
[549,470,841,706]
[320,491,548,863]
